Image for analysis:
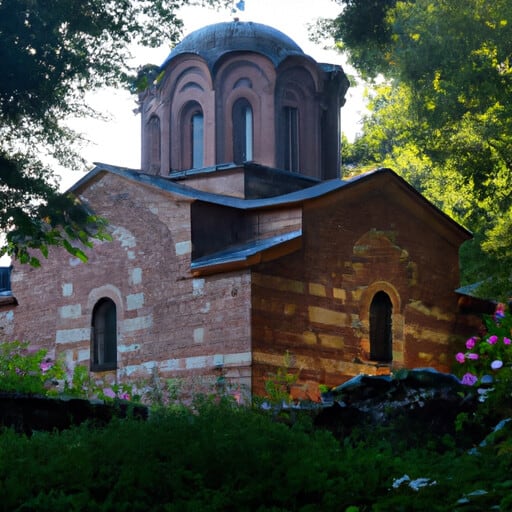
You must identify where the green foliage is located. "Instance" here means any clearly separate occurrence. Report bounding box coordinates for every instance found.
[138,367,247,408]
[330,0,512,299]
[0,399,512,511]
[264,351,298,404]
[0,340,141,404]
[60,364,135,402]
[330,0,397,79]
[2,342,512,509]
[3,344,512,509]
[454,303,512,386]
[452,303,512,442]
[0,341,64,395]
[0,0,230,264]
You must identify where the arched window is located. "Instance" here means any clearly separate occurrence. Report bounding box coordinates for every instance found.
[369,291,393,362]
[180,102,204,170]
[191,111,204,168]
[282,106,299,171]
[91,298,117,371]
[232,98,253,164]
[148,115,161,172]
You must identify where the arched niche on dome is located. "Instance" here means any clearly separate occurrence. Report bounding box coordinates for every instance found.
[165,57,215,172]
[275,60,320,177]
[213,54,276,166]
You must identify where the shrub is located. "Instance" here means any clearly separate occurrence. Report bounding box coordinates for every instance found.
[0,341,64,395]
[0,402,511,511]
[454,302,512,387]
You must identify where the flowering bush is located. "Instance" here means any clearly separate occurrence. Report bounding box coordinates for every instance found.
[0,340,246,406]
[62,364,137,402]
[455,302,512,386]
[0,341,65,395]
[0,340,139,402]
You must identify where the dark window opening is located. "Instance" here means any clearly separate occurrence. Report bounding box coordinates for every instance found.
[179,101,204,171]
[148,115,161,171]
[283,106,299,171]
[191,112,204,168]
[0,267,11,293]
[91,298,117,371]
[370,291,393,362]
[233,99,253,164]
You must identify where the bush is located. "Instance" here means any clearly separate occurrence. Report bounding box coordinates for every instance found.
[454,302,512,386]
[0,399,511,511]
[0,341,64,395]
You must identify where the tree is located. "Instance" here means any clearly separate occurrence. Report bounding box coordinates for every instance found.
[328,0,512,299]
[0,0,229,265]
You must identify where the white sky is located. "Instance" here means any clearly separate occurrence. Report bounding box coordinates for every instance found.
[62,0,366,191]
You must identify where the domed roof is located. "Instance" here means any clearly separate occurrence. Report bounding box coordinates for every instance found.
[161,21,305,70]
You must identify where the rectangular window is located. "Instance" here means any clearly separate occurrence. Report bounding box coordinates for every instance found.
[233,101,253,164]
[245,106,253,161]
[192,113,204,168]
[0,267,11,293]
[283,107,299,172]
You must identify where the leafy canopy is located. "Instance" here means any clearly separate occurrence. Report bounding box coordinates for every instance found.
[0,0,229,265]
[329,0,512,299]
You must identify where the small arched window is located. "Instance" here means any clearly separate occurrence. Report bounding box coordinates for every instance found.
[232,98,253,164]
[282,106,299,171]
[180,102,204,170]
[148,115,161,172]
[191,111,204,168]
[369,291,393,362]
[91,298,117,371]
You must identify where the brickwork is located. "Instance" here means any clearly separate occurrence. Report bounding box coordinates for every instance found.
[140,22,348,180]
[6,172,252,388]
[0,168,476,398]
[0,22,476,401]
[251,174,470,394]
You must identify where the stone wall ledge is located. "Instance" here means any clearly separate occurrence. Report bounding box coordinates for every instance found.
[0,392,147,435]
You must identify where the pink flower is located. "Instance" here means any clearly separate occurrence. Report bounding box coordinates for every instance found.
[40,360,53,373]
[488,335,498,345]
[465,337,477,350]
[119,392,130,401]
[504,337,511,345]
[461,373,478,386]
[491,360,503,370]
[467,353,479,360]
[455,352,465,364]
[103,388,116,399]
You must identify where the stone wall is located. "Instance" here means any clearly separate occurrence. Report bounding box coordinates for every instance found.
[251,174,470,395]
[5,172,252,388]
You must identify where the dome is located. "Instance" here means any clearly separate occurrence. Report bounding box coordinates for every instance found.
[161,21,305,70]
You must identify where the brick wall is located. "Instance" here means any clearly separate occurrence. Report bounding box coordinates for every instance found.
[6,172,252,390]
[251,176,470,394]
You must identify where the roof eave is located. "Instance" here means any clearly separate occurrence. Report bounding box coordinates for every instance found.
[191,232,302,277]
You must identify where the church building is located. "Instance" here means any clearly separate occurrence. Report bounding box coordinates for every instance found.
[0,21,473,398]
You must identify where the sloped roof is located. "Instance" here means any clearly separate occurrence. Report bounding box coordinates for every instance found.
[190,230,302,276]
[71,163,471,237]
[70,163,472,275]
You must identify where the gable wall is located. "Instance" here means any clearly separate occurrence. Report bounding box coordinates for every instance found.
[5,174,252,391]
[251,181,468,396]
